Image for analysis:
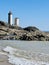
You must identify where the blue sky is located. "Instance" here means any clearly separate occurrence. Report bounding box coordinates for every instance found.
[0,0,49,31]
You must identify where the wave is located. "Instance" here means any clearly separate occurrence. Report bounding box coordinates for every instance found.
[3,46,49,65]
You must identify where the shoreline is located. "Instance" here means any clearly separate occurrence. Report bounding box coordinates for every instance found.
[0,45,49,65]
[0,53,13,65]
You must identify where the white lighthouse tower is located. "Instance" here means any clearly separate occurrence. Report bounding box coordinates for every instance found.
[8,11,12,25]
[14,18,19,26]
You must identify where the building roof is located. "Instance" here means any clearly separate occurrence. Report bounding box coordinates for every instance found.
[15,17,20,19]
[8,11,12,15]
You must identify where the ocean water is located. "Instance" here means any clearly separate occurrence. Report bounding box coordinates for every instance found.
[0,40,49,65]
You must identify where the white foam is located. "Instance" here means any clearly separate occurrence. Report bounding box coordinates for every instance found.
[8,55,49,65]
[3,46,16,54]
[3,46,49,65]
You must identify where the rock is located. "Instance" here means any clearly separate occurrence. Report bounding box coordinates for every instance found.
[0,31,7,36]
[0,22,49,41]
[19,31,49,41]
[9,25,23,30]
[23,26,39,32]
[20,34,33,40]
[0,21,6,26]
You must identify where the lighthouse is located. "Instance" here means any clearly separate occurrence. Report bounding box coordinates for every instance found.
[8,11,12,25]
[14,18,19,26]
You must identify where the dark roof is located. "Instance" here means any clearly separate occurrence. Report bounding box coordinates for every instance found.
[15,17,19,19]
[8,11,12,15]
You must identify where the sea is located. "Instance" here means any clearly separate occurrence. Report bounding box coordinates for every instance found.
[0,40,49,65]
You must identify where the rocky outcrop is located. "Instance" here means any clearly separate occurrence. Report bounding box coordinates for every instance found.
[0,21,7,26]
[19,31,49,41]
[0,21,49,41]
[23,26,39,32]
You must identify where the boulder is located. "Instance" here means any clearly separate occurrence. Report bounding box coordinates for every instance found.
[0,21,6,26]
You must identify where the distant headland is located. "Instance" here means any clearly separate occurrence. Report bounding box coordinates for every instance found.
[0,11,49,41]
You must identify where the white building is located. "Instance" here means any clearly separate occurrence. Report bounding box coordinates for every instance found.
[8,11,12,25]
[14,18,19,26]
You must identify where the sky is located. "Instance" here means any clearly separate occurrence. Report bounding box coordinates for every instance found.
[0,0,49,31]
